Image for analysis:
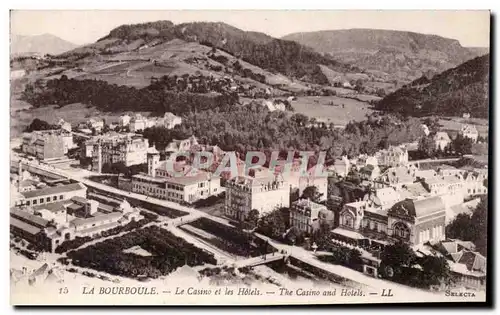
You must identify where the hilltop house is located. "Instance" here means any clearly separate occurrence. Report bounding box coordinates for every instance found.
[460,124,479,143]
[160,112,182,129]
[421,124,430,136]
[376,146,409,167]
[434,132,451,151]
[119,114,131,127]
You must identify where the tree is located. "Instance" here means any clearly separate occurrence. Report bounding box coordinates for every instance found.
[470,197,488,255]
[256,207,289,240]
[24,118,56,132]
[447,197,488,256]
[347,248,363,268]
[445,213,476,242]
[418,135,436,158]
[451,134,473,155]
[381,242,416,272]
[246,209,260,229]
[285,226,305,245]
[311,222,333,250]
[419,256,451,287]
[301,186,323,203]
[111,162,129,176]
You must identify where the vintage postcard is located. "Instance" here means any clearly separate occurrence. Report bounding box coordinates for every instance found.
[9,10,490,305]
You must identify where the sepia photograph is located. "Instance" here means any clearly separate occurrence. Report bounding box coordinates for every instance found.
[8,10,491,306]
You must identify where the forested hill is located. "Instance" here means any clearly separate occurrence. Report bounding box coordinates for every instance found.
[282,29,484,83]
[375,54,490,118]
[93,20,359,84]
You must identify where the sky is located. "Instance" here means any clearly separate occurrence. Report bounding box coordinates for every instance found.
[10,10,491,47]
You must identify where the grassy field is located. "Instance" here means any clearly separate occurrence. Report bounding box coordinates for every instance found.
[436,116,489,138]
[290,95,373,126]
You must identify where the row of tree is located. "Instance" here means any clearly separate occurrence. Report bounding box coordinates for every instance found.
[22,76,239,115]
[141,108,424,163]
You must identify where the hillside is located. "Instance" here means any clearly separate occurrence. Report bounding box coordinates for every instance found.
[61,20,359,85]
[11,34,78,56]
[282,29,485,83]
[376,54,490,118]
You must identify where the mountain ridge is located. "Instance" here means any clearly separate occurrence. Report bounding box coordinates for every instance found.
[11,33,78,56]
[282,28,485,83]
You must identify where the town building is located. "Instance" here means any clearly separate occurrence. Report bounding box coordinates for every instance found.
[374,165,416,189]
[434,240,486,290]
[434,132,451,150]
[289,199,334,234]
[129,114,156,132]
[225,168,289,221]
[363,187,402,210]
[10,198,142,252]
[119,114,131,127]
[22,130,74,160]
[82,133,149,173]
[274,160,328,202]
[87,119,104,131]
[159,112,182,129]
[12,182,87,208]
[334,195,446,247]
[130,149,221,204]
[376,145,409,167]
[358,164,381,181]
[328,156,351,178]
[421,124,430,136]
[460,124,479,143]
[356,154,378,167]
[57,119,72,132]
[165,135,199,156]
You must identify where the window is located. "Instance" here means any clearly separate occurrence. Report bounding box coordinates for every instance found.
[33,199,37,205]
[40,198,44,204]
[46,197,51,202]
[59,195,63,200]
[26,201,31,206]
[53,196,57,201]
[393,222,410,240]
[341,213,354,229]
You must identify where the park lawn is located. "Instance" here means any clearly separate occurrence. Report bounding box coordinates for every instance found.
[67,226,216,279]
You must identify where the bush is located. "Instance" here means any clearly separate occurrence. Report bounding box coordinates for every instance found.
[55,237,92,254]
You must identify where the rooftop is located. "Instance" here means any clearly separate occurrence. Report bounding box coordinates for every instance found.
[11,208,50,227]
[33,200,71,213]
[389,196,445,218]
[70,211,123,227]
[165,171,218,186]
[10,217,42,235]
[20,183,86,199]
